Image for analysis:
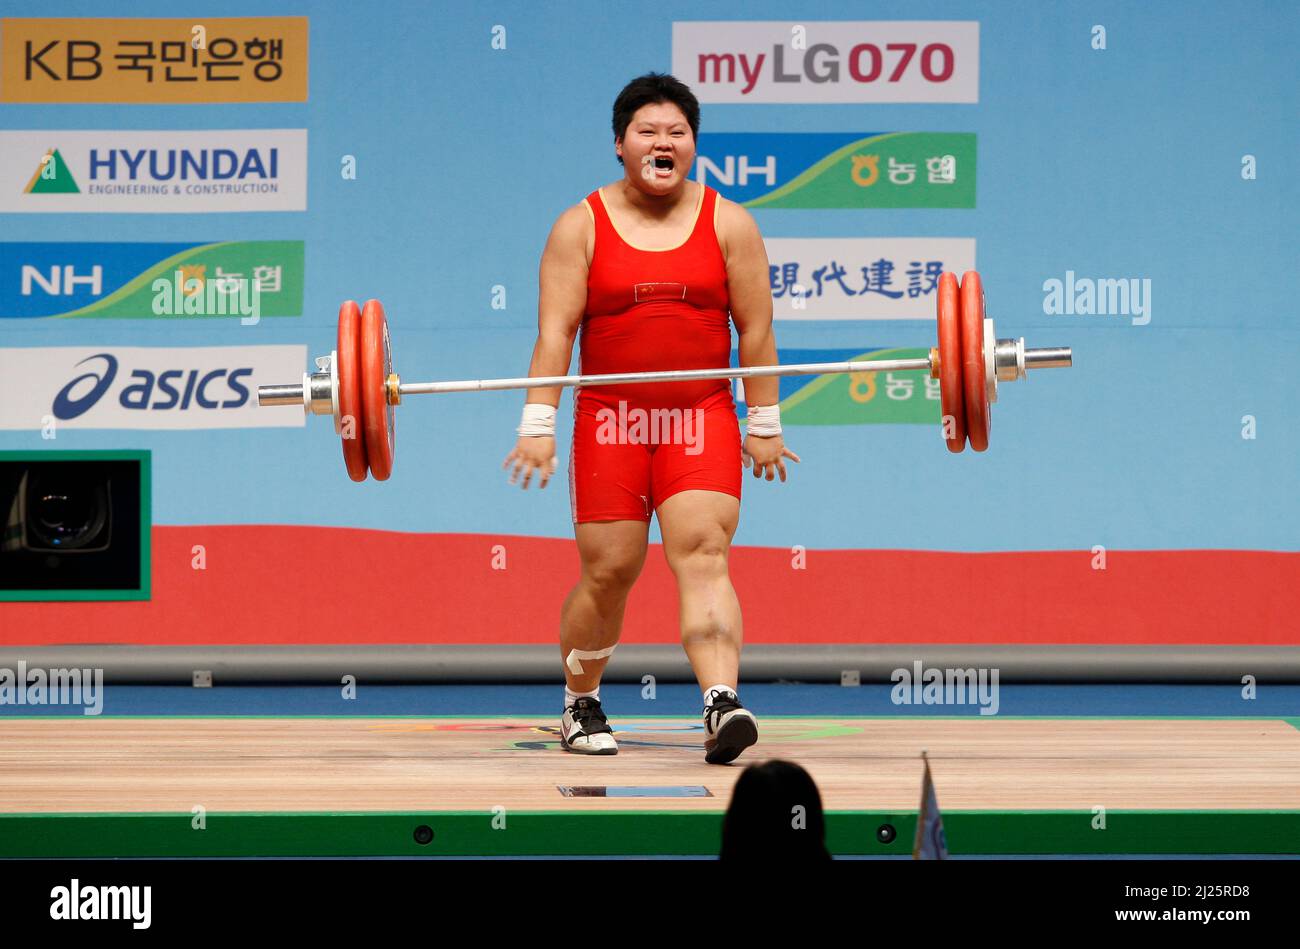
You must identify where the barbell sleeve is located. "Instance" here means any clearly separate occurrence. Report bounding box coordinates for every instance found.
[259,383,309,407]
[1023,347,1072,370]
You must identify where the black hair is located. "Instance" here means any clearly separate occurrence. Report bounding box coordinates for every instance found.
[719,760,832,862]
[611,72,700,165]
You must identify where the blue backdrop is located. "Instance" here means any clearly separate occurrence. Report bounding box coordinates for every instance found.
[2,0,1296,554]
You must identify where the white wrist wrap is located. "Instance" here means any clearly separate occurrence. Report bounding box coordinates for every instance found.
[746,404,782,437]
[517,403,557,437]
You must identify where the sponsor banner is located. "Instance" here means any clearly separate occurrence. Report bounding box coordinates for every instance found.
[1,241,304,319]
[0,345,307,430]
[764,238,975,319]
[1,17,309,103]
[0,129,307,213]
[673,21,978,103]
[731,346,938,424]
[697,132,975,209]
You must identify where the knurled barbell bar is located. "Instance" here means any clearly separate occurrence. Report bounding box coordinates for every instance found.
[257,270,1072,481]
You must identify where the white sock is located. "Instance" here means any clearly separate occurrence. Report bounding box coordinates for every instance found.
[702,683,736,706]
[565,686,599,709]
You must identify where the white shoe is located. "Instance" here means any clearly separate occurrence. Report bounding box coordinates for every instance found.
[703,688,759,764]
[560,697,618,755]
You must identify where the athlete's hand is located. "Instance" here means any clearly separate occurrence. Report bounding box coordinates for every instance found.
[742,434,801,482]
[503,436,558,489]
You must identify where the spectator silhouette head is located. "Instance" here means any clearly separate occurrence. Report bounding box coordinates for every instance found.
[720,759,831,861]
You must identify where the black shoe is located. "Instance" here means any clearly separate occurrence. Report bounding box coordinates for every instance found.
[703,689,759,765]
[560,697,618,755]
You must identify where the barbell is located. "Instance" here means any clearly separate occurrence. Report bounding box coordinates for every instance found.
[257,270,1072,482]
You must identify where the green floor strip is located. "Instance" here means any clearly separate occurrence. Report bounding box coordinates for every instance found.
[3,810,1297,857]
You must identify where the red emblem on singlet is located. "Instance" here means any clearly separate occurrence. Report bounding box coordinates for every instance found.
[634,282,687,303]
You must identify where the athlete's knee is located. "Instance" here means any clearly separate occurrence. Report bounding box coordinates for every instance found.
[582,556,643,596]
[667,530,731,576]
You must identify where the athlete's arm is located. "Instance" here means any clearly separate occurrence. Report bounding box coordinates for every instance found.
[718,197,779,409]
[530,203,590,402]
[503,203,591,489]
[718,195,800,481]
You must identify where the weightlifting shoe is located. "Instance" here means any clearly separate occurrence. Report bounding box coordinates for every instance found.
[560,696,618,755]
[703,688,759,764]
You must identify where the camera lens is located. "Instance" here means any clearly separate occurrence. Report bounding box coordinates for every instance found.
[36,490,93,542]
[27,475,108,550]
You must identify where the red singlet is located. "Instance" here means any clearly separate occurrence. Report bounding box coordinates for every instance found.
[569,183,742,523]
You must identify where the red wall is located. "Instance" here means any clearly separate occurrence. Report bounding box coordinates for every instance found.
[2,526,1296,645]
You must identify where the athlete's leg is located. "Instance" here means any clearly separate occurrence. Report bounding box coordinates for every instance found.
[560,518,650,693]
[656,489,742,690]
[652,394,755,763]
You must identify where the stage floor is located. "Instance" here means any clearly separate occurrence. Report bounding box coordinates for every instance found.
[4,700,1299,856]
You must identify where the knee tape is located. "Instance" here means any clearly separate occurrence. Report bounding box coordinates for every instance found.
[565,645,616,675]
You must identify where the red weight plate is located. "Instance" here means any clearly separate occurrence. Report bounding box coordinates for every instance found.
[960,271,991,452]
[360,298,396,481]
[935,271,966,453]
[337,300,369,482]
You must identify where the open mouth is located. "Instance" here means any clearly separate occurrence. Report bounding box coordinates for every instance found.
[644,154,674,176]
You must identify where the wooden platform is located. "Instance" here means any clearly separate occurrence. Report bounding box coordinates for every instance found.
[3,715,1298,856]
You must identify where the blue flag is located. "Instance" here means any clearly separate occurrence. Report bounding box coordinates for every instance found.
[913,751,949,859]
